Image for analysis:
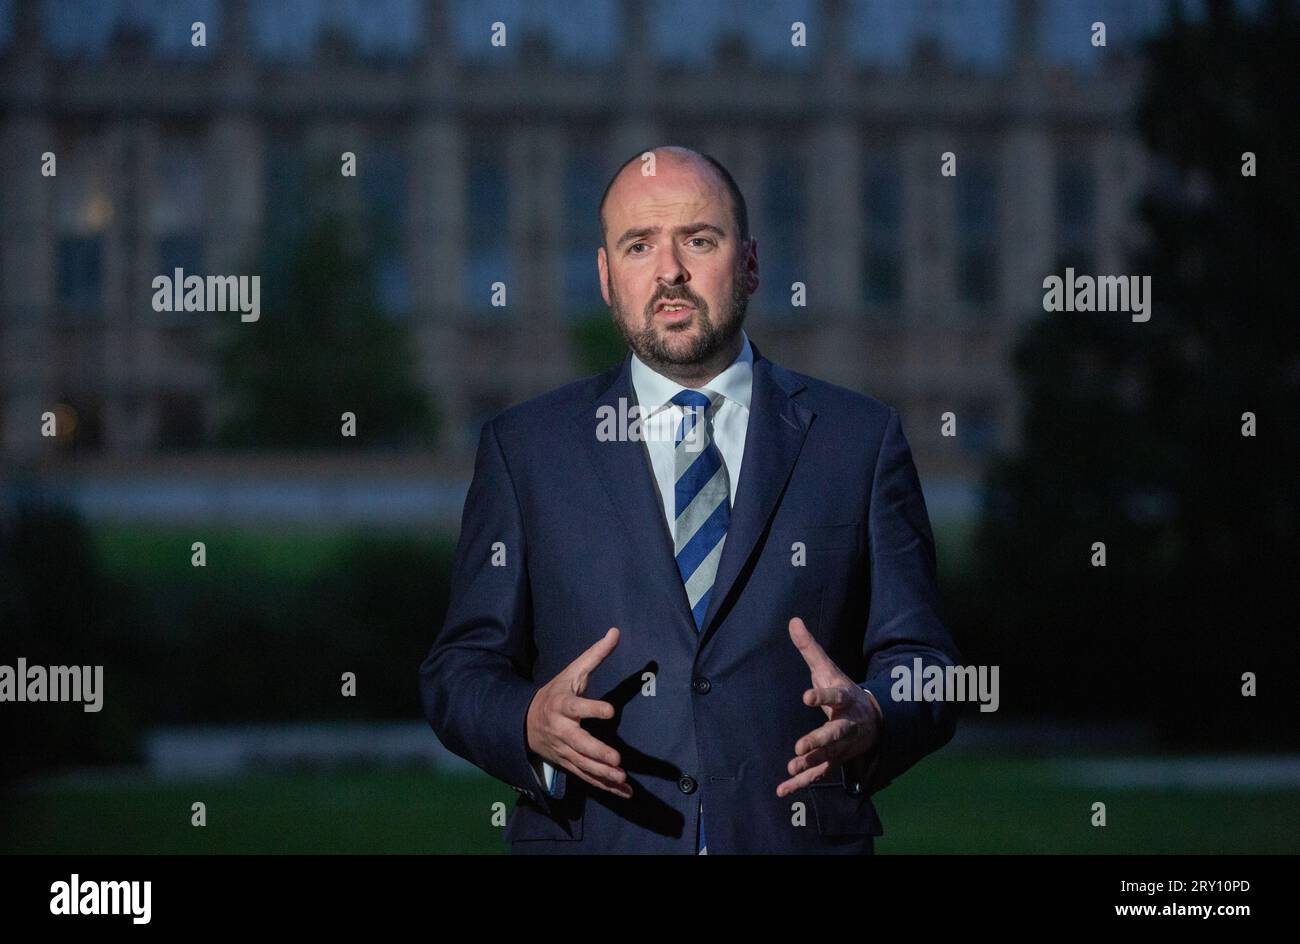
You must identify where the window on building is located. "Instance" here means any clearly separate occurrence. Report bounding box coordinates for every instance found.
[55,131,111,315]
[759,151,804,318]
[1055,152,1097,275]
[864,149,903,313]
[564,147,605,316]
[57,235,102,309]
[152,136,207,318]
[156,231,204,278]
[263,135,309,248]
[465,141,511,316]
[362,144,413,318]
[956,155,999,309]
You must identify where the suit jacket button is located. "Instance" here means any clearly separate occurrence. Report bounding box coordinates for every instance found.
[691,676,711,694]
[678,775,697,794]
[848,780,862,796]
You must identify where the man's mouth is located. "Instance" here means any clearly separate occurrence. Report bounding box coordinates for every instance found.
[655,301,696,320]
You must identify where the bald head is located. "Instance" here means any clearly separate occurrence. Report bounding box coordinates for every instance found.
[597,146,750,250]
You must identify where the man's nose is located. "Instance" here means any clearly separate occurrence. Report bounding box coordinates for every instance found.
[654,243,690,286]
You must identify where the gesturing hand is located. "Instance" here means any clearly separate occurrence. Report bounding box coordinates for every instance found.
[776,617,883,798]
[525,627,633,799]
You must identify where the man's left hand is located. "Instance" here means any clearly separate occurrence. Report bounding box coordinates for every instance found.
[777,616,883,798]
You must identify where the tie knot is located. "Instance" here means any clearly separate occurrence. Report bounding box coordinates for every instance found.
[671,389,716,415]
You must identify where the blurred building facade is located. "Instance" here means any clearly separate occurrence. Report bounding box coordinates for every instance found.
[0,0,1162,510]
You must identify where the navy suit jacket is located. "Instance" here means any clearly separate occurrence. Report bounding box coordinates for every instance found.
[419,341,961,854]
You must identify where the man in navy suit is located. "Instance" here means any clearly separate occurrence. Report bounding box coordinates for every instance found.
[420,146,961,854]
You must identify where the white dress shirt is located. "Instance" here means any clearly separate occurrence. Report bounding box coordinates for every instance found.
[532,331,755,796]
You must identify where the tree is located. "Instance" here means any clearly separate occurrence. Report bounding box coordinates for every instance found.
[971,0,1299,745]
[213,214,437,449]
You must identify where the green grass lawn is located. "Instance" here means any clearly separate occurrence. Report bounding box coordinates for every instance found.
[91,523,366,584]
[4,757,1296,854]
[871,757,1300,854]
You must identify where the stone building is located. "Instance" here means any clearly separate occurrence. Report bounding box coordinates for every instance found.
[0,0,1163,517]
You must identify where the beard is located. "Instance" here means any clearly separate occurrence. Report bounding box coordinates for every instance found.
[607,264,750,372]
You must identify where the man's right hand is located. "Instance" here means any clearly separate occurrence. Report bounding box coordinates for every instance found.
[525,627,632,799]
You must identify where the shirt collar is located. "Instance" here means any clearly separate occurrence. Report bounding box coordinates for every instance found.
[630,330,754,415]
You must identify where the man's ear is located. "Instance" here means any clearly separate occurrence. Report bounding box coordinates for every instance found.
[743,237,760,296]
[597,246,610,306]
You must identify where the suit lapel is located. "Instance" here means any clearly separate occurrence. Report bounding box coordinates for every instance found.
[699,347,812,641]
[572,353,699,645]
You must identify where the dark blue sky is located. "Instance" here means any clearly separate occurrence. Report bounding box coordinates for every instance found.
[1,0,1254,69]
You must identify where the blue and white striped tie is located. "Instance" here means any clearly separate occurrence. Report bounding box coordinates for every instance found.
[672,389,729,854]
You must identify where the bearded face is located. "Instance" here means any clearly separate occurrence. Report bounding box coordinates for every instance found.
[606,245,751,374]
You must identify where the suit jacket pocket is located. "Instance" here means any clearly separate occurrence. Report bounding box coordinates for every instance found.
[772,520,861,553]
[504,794,584,842]
[805,780,884,837]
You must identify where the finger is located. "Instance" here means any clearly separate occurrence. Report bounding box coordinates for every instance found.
[561,695,616,721]
[788,617,834,674]
[803,686,849,709]
[565,725,623,772]
[567,627,621,679]
[557,745,632,798]
[558,743,625,784]
[788,743,852,777]
[776,758,832,797]
[795,718,860,757]
[562,757,634,799]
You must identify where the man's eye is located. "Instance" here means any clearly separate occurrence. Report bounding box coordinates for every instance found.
[688,237,715,248]
[629,242,648,254]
